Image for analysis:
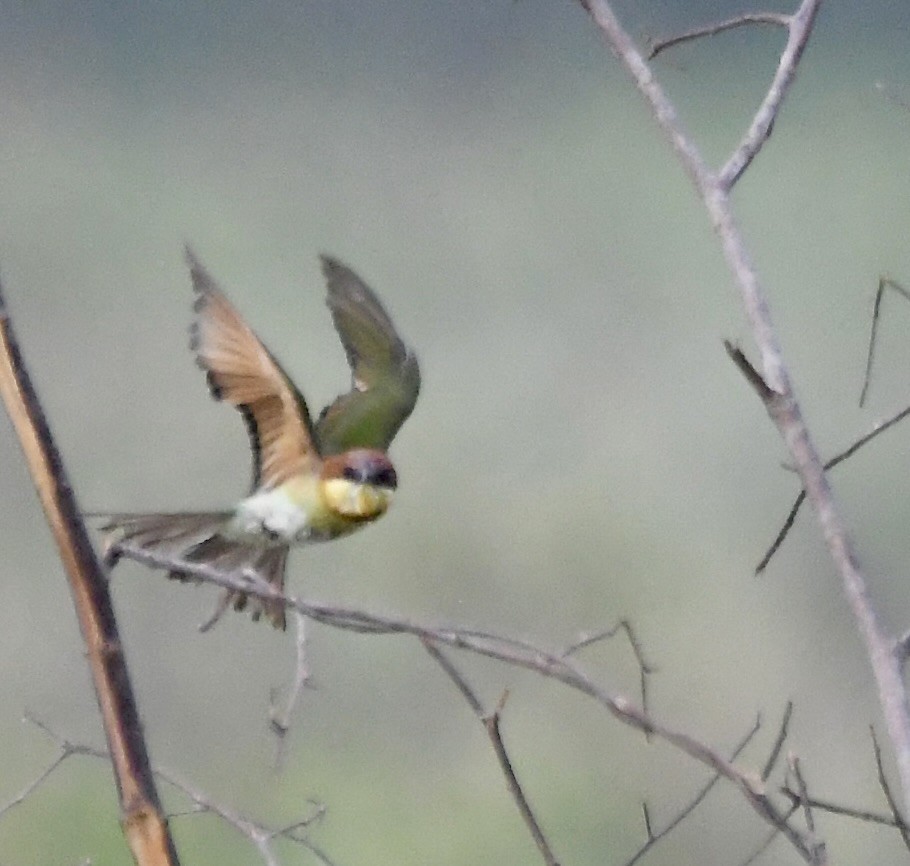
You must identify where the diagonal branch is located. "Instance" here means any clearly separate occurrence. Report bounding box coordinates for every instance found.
[718,3,820,188]
[871,726,910,851]
[860,277,910,407]
[761,701,794,781]
[423,640,561,866]
[623,714,762,866]
[115,545,819,862]
[0,282,179,865]
[756,402,910,573]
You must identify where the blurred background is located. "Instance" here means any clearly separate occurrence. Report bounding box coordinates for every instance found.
[2,1,910,863]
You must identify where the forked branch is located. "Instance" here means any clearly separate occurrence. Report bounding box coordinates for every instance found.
[114,544,821,862]
[423,641,561,866]
[648,13,789,60]
[575,0,910,814]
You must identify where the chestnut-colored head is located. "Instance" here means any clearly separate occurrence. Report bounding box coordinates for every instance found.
[320,449,398,519]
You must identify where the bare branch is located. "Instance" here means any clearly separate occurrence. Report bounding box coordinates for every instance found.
[270,611,313,770]
[623,714,762,866]
[0,713,107,821]
[860,278,910,407]
[159,769,334,866]
[3,715,333,866]
[118,545,818,861]
[786,755,828,865]
[0,283,179,864]
[755,492,804,574]
[872,727,910,851]
[641,802,653,839]
[780,786,900,827]
[740,804,801,866]
[423,641,561,866]
[724,342,778,402]
[648,13,789,60]
[719,3,821,188]
[563,619,655,718]
[788,755,815,835]
[761,701,794,781]
[421,637,485,716]
[756,403,910,572]
[485,698,561,866]
[575,0,910,821]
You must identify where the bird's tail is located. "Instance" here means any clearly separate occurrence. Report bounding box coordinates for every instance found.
[95,511,290,630]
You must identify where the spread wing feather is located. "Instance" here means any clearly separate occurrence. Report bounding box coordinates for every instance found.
[186,248,321,489]
[316,257,420,455]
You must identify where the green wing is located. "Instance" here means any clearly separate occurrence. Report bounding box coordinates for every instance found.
[315,256,420,455]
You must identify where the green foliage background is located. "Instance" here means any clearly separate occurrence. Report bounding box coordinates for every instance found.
[2,1,910,863]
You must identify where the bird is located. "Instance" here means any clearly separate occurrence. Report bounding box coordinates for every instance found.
[97,248,420,630]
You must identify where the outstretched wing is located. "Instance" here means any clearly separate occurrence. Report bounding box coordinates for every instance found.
[186,247,321,489]
[315,257,420,455]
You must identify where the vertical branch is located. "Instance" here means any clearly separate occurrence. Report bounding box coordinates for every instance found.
[0,282,180,865]
[576,0,910,811]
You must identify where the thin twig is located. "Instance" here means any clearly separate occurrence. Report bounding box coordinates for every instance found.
[761,701,794,781]
[724,342,778,401]
[788,754,815,835]
[0,282,179,864]
[3,715,334,866]
[158,769,334,866]
[719,4,820,187]
[756,402,910,573]
[623,714,762,866]
[641,802,653,838]
[740,803,800,866]
[872,726,910,851]
[117,544,816,861]
[423,640,561,866]
[270,611,313,771]
[860,278,910,407]
[0,713,106,820]
[486,698,561,866]
[786,755,827,865]
[780,786,900,827]
[755,492,804,574]
[563,619,655,719]
[648,13,789,60]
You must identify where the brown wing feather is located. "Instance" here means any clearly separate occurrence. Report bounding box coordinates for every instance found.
[186,248,320,489]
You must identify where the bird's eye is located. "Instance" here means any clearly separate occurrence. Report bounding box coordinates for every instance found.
[372,466,398,489]
[342,465,361,482]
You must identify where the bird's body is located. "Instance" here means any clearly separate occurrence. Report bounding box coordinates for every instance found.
[98,250,419,629]
[224,448,396,544]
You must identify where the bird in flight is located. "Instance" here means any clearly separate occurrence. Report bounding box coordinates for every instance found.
[98,248,420,629]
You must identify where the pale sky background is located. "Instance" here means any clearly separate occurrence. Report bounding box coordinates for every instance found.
[2,2,910,864]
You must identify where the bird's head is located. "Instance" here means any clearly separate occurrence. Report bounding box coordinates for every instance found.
[320,449,398,519]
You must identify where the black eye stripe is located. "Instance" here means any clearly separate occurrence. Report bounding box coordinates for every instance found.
[373,467,397,489]
[339,461,397,488]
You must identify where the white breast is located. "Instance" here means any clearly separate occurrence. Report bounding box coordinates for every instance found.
[227,488,311,544]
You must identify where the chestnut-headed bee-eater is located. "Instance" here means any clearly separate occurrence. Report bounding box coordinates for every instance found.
[98,249,420,629]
